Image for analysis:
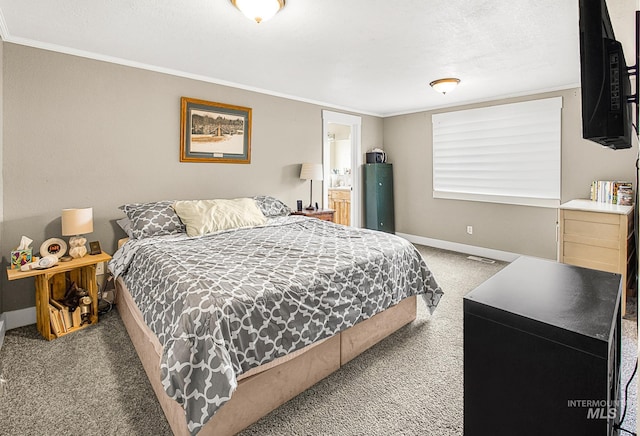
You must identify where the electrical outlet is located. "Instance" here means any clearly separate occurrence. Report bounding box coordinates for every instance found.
[96,262,105,275]
[466,225,473,235]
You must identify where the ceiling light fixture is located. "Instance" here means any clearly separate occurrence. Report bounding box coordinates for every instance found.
[231,0,285,23]
[429,78,461,95]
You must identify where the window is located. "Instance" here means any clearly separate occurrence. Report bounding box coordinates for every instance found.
[432,97,562,208]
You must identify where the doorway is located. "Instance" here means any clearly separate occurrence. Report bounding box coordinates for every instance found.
[322,110,362,227]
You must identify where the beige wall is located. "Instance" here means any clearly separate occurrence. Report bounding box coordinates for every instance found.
[0,43,383,312]
[383,88,638,259]
[2,44,637,313]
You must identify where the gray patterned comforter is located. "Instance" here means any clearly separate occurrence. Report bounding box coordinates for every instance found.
[109,215,443,435]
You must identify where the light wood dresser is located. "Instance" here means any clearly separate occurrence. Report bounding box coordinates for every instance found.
[328,188,351,226]
[558,199,635,316]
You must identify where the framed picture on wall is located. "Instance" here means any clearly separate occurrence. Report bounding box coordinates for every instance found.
[180,97,252,163]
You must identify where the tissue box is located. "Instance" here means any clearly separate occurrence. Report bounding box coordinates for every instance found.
[10,249,32,270]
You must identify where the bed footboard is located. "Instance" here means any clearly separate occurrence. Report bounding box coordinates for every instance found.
[341,295,417,365]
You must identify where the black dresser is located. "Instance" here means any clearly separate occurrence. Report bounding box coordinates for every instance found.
[464,256,622,436]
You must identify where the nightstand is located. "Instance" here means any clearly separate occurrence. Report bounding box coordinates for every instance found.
[291,209,336,222]
[558,199,635,316]
[6,252,112,340]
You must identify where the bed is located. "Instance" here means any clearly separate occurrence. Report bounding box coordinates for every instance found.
[109,196,443,436]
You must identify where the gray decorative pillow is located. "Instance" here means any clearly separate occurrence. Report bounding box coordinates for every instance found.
[116,217,134,238]
[119,201,186,239]
[252,195,291,217]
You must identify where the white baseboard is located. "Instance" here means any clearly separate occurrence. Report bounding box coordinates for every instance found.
[5,306,36,331]
[0,313,6,351]
[396,232,521,263]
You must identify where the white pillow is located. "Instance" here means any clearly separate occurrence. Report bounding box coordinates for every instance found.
[173,198,267,237]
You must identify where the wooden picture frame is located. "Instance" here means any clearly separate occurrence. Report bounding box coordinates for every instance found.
[180,97,252,163]
[89,241,102,255]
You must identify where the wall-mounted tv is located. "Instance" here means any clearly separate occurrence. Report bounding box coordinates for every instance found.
[579,0,634,149]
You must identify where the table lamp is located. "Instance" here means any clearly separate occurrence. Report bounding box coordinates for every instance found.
[299,163,323,210]
[62,207,94,258]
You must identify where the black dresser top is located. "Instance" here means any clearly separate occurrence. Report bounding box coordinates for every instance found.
[464,256,621,349]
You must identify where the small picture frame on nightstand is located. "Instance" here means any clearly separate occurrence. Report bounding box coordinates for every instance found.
[89,241,102,255]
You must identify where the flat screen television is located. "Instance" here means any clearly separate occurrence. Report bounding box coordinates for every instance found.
[579,0,634,149]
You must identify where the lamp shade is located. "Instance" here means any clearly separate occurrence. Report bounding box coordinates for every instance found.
[231,0,285,23]
[300,163,323,181]
[62,208,94,236]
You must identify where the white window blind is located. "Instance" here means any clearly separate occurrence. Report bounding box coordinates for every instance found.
[432,97,562,208]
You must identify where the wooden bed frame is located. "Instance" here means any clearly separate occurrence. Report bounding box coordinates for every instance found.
[115,277,418,436]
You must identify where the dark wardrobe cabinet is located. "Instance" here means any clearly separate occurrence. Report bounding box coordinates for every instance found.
[363,163,395,233]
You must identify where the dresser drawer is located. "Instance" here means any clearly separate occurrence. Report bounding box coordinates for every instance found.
[562,242,619,272]
[291,210,335,223]
[313,212,335,222]
[329,189,351,201]
[562,210,620,242]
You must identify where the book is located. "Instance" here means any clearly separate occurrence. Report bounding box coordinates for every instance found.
[590,180,633,205]
[71,307,82,328]
[49,298,64,310]
[61,307,72,330]
[50,298,71,332]
[618,185,634,205]
[48,304,62,336]
[56,309,67,333]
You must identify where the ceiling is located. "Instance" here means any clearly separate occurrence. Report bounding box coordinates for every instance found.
[0,1,632,117]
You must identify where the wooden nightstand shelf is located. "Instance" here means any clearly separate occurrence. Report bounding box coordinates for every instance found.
[6,252,112,340]
[291,209,335,222]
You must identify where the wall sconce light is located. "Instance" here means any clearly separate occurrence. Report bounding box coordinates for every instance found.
[231,0,285,23]
[429,78,461,95]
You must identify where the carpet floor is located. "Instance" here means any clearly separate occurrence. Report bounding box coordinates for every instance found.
[0,246,636,435]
